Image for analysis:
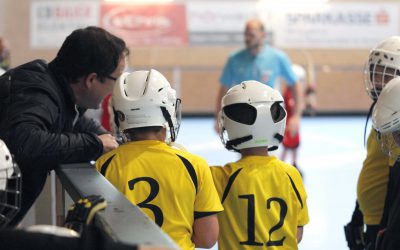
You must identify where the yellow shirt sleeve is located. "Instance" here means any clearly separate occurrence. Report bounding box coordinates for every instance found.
[194,159,224,213]
[210,165,228,199]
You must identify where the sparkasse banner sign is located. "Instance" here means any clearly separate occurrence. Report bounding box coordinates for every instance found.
[273,3,399,48]
[187,1,399,48]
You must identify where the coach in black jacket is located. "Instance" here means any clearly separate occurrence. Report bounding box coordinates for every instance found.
[0,26,129,226]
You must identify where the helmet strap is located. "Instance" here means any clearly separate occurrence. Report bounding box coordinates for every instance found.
[226,135,253,151]
[112,107,120,129]
[160,106,175,142]
[274,133,284,142]
[363,101,376,147]
[268,133,284,151]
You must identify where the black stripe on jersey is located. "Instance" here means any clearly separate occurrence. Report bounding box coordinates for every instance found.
[194,211,220,219]
[221,168,242,203]
[176,154,198,193]
[286,173,304,208]
[100,154,116,176]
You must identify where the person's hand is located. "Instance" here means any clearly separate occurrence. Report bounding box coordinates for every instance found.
[98,134,119,153]
[287,115,300,137]
[305,92,317,115]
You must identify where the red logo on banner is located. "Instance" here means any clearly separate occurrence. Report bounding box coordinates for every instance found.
[101,4,188,46]
[375,9,389,25]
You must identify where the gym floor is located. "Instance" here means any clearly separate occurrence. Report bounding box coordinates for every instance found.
[178,116,366,250]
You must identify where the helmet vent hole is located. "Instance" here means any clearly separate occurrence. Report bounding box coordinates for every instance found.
[270,102,286,123]
[384,54,388,59]
[5,155,9,161]
[223,103,256,125]
[158,88,163,92]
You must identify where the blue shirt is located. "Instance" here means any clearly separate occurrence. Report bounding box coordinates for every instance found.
[220,45,297,89]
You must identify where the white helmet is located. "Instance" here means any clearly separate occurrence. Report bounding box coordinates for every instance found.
[112,69,181,142]
[372,77,400,159]
[364,36,400,100]
[219,81,287,151]
[0,140,21,228]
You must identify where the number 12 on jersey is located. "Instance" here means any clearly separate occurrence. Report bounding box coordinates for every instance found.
[239,194,287,247]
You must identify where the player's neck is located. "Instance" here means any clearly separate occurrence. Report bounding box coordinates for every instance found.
[240,147,269,157]
[126,131,165,142]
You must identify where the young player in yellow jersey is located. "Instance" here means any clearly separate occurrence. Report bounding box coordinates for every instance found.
[371,77,400,249]
[210,81,309,250]
[345,36,400,250]
[95,69,224,250]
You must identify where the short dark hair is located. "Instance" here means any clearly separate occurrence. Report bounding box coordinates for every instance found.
[53,26,129,83]
[124,126,163,141]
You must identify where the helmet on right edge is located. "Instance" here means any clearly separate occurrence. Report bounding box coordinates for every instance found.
[219,81,287,151]
[372,77,400,160]
[0,140,21,229]
[364,36,400,100]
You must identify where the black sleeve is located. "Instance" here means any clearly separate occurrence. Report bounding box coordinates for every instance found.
[4,90,103,169]
[0,227,137,250]
[74,115,108,135]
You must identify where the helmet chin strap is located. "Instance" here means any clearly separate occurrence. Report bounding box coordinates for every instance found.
[226,135,253,151]
[268,133,284,151]
[160,106,176,142]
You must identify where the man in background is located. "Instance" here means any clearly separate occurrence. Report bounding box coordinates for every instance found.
[215,19,304,141]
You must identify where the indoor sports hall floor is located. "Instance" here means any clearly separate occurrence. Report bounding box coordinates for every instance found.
[177,116,367,250]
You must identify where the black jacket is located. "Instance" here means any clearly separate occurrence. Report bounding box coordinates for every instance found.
[0,60,107,225]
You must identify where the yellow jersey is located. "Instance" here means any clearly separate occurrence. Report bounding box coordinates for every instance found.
[96,140,224,250]
[357,128,393,225]
[211,155,309,250]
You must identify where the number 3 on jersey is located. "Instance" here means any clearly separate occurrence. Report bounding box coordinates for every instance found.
[239,194,287,246]
[128,177,164,227]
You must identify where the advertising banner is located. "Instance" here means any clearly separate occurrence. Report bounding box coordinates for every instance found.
[101,3,188,46]
[30,1,99,49]
[187,1,400,48]
[272,3,400,48]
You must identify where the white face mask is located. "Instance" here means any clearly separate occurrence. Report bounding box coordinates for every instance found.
[0,141,14,191]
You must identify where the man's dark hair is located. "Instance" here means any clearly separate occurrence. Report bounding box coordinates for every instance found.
[53,26,129,83]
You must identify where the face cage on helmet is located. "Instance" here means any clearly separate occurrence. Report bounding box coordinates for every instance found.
[173,98,182,141]
[0,163,21,229]
[162,98,182,142]
[364,62,400,100]
[218,109,243,152]
[376,130,400,161]
[218,112,229,150]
